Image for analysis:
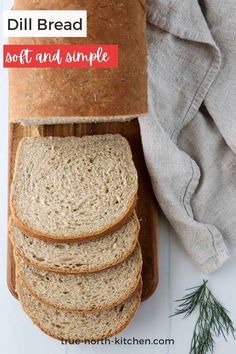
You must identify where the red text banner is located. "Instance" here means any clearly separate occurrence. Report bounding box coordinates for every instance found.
[3,44,118,68]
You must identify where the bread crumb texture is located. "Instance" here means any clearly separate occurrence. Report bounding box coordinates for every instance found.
[16,245,142,311]
[17,276,141,341]
[11,135,138,240]
[12,212,139,273]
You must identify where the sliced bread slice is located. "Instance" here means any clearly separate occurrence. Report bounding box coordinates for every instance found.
[17,276,141,341]
[16,245,142,312]
[10,135,138,242]
[11,212,140,274]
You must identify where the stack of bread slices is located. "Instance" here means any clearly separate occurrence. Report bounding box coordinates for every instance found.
[10,134,142,341]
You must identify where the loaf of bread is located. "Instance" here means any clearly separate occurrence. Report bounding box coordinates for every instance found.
[11,213,139,273]
[9,0,147,124]
[16,245,142,312]
[10,135,138,242]
[16,276,141,341]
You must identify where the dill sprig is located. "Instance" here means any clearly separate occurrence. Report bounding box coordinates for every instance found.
[172,280,235,354]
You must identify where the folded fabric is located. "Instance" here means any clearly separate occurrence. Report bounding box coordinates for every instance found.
[139,0,236,272]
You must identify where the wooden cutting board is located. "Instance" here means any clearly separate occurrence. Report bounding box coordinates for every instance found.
[7,119,159,301]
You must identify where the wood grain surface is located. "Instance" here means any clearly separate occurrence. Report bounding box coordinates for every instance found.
[7,119,159,301]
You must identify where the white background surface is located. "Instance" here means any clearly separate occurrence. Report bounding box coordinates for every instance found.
[1,1,236,353]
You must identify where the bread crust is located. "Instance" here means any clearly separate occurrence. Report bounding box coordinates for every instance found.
[10,194,137,243]
[10,216,140,274]
[9,1,147,124]
[19,270,141,314]
[17,277,142,342]
[16,244,143,313]
[14,115,138,125]
[10,136,138,243]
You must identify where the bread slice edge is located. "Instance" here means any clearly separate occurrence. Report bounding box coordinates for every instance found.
[11,115,140,125]
[16,244,143,313]
[16,277,142,342]
[10,135,138,242]
[10,193,137,242]
[10,214,140,274]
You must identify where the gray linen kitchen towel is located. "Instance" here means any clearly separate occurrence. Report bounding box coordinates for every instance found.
[139,0,236,272]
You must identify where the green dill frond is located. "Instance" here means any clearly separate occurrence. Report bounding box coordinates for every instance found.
[172,280,235,354]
